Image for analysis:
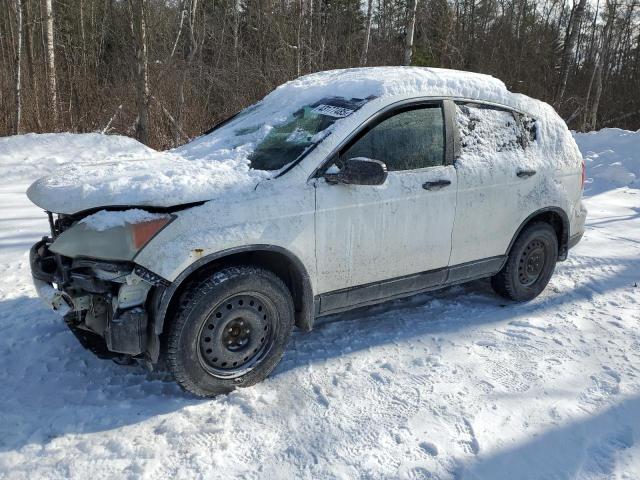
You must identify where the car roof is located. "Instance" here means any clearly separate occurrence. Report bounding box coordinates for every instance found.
[273,67,545,119]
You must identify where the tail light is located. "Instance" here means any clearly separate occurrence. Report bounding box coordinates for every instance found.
[581,159,586,190]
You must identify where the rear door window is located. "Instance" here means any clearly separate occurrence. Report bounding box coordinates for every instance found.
[455,103,521,153]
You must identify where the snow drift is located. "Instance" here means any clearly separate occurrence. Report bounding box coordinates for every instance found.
[0,126,639,479]
[573,128,640,194]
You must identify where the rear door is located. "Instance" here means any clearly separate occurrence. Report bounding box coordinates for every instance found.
[449,102,541,266]
[314,101,458,309]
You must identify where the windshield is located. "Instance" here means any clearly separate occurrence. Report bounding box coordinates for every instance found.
[248,99,369,170]
[176,96,374,173]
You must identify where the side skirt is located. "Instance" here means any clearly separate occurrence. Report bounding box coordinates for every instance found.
[316,256,505,316]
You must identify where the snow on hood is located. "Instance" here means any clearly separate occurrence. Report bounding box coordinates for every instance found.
[1,132,155,182]
[27,67,566,214]
[27,152,269,214]
[79,208,171,231]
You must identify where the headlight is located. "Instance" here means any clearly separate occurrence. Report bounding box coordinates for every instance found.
[49,210,174,261]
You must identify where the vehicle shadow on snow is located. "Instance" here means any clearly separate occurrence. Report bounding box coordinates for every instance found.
[0,255,636,453]
[458,393,640,479]
[587,208,640,228]
[0,296,204,453]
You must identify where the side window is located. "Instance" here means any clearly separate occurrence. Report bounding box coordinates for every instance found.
[515,112,537,145]
[341,105,445,171]
[456,103,537,154]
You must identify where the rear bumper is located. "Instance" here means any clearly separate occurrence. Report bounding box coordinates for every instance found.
[568,231,584,250]
[569,200,587,251]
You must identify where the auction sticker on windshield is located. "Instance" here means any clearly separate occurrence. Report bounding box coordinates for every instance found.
[311,104,355,118]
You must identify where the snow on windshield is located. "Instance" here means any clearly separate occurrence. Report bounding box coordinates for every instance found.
[175,96,372,173]
[242,97,369,171]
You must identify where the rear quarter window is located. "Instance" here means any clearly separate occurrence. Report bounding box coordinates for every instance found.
[456,103,537,154]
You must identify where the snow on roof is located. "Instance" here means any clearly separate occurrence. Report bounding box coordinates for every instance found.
[250,67,548,117]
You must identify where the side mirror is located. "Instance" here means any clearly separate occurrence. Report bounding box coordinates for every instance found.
[324,157,388,186]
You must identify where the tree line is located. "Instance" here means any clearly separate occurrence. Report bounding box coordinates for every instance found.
[1,0,639,149]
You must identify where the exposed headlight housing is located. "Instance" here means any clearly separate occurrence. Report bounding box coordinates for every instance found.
[49,211,174,261]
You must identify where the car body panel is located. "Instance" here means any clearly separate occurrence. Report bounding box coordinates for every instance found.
[314,165,457,293]
[134,178,318,291]
[27,68,587,366]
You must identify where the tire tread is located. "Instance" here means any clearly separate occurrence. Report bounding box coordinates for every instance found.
[165,266,292,397]
[491,221,557,302]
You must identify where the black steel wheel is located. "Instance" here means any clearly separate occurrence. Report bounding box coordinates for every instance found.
[165,266,294,397]
[197,293,275,378]
[517,239,547,286]
[491,222,558,302]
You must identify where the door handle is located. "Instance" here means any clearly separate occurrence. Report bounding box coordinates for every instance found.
[517,169,537,178]
[422,179,451,190]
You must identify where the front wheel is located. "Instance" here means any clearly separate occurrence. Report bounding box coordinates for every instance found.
[165,266,294,397]
[491,222,558,302]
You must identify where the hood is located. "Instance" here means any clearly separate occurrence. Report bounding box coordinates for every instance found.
[27,153,270,215]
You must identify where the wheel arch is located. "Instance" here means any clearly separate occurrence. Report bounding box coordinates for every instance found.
[152,245,315,339]
[506,207,570,261]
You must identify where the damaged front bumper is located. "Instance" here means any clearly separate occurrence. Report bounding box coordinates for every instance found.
[30,237,168,364]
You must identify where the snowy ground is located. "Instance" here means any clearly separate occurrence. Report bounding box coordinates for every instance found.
[0,130,639,479]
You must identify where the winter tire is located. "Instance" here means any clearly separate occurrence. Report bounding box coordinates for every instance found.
[165,266,294,397]
[491,222,558,302]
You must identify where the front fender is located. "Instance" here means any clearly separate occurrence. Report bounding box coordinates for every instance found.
[149,244,315,340]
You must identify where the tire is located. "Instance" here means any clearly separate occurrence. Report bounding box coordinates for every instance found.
[491,222,558,302]
[165,266,294,397]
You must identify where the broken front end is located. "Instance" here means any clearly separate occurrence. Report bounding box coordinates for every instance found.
[30,212,172,365]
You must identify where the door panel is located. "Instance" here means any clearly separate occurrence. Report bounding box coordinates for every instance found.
[450,103,543,265]
[314,103,457,295]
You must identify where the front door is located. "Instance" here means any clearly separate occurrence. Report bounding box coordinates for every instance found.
[314,102,457,311]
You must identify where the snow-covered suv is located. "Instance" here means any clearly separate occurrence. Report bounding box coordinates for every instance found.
[28,67,587,396]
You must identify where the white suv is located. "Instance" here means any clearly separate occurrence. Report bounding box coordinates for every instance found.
[28,67,587,396]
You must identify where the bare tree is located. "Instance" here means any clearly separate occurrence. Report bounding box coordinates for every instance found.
[175,0,199,144]
[0,0,639,142]
[44,0,57,128]
[404,0,418,65]
[129,0,150,145]
[296,0,303,76]
[588,2,615,130]
[14,0,22,134]
[24,0,42,129]
[360,0,374,66]
[170,0,186,59]
[556,0,588,104]
[232,0,240,64]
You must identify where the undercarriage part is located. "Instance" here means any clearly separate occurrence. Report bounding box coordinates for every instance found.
[105,309,148,355]
[32,235,165,361]
[84,295,110,334]
[117,275,152,309]
[65,313,119,360]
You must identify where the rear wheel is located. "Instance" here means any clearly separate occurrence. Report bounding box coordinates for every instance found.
[165,266,294,397]
[491,222,558,302]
